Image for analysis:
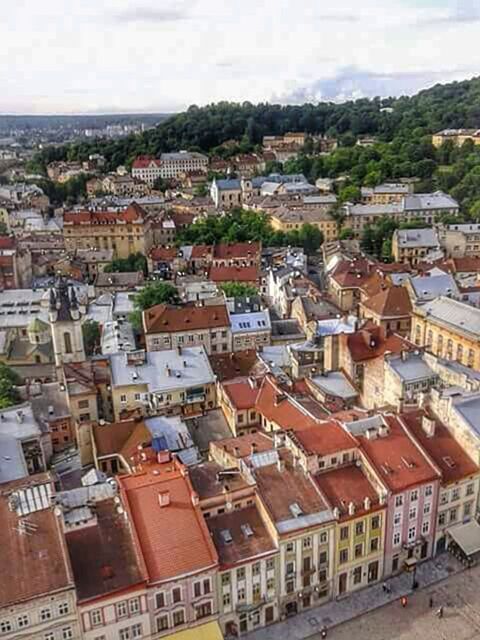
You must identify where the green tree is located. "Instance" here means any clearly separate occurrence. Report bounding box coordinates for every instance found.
[133,282,179,311]
[339,227,354,240]
[220,282,258,298]
[104,253,148,276]
[0,363,21,409]
[338,185,361,203]
[82,319,101,356]
[297,224,324,254]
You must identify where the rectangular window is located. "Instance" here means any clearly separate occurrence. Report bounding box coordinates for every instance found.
[17,615,29,629]
[237,587,246,601]
[425,485,433,497]
[195,602,212,620]
[59,602,69,616]
[62,629,73,640]
[438,512,446,526]
[0,622,12,634]
[193,582,201,598]
[40,608,52,622]
[353,566,362,585]
[236,567,246,581]
[286,541,295,553]
[409,507,417,521]
[393,532,401,546]
[116,601,128,619]
[423,502,431,516]
[395,495,403,507]
[440,492,449,505]
[131,625,142,639]
[466,483,475,496]
[266,558,275,571]
[464,502,473,518]
[451,488,460,501]
[410,490,418,502]
[319,531,328,544]
[129,598,140,614]
[252,563,260,576]
[303,536,312,549]
[339,549,349,564]
[203,579,211,594]
[422,520,430,535]
[156,592,166,609]
[371,515,380,530]
[394,512,402,526]
[91,609,103,626]
[172,587,182,603]
[355,521,364,536]
[173,610,185,627]
[355,543,363,558]
[340,526,349,540]
[408,526,416,542]
[450,507,458,522]
[370,537,379,553]
[156,615,169,632]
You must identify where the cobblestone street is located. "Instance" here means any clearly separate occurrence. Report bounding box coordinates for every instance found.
[313,566,480,640]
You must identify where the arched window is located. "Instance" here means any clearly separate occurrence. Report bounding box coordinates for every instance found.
[64,332,72,354]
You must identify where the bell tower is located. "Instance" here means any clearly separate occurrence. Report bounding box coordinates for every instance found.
[49,279,86,366]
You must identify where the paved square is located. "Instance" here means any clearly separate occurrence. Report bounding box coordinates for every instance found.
[318,566,480,640]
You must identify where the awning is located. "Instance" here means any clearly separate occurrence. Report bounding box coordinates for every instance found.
[162,621,223,640]
[448,520,480,556]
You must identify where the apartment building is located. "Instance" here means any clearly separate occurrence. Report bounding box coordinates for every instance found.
[402,410,480,555]
[361,183,412,205]
[63,203,152,259]
[217,377,260,436]
[392,228,442,265]
[411,296,480,369]
[438,223,480,258]
[432,128,480,147]
[359,285,412,337]
[119,454,222,639]
[109,347,216,420]
[0,474,81,640]
[349,413,441,576]
[143,303,232,355]
[132,152,208,185]
[268,207,339,242]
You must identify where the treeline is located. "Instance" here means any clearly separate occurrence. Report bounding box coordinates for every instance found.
[33,77,480,171]
[177,208,323,254]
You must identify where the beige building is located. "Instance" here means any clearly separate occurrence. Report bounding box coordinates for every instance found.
[143,303,232,356]
[217,377,260,436]
[438,223,480,258]
[109,347,217,420]
[269,207,338,242]
[432,129,480,148]
[392,228,442,265]
[361,183,412,204]
[0,474,81,640]
[63,203,152,259]
[411,296,480,369]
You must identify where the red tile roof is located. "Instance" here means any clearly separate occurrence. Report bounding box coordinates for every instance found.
[401,410,479,484]
[222,378,260,410]
[0,236,15,250]
[209,265,259,283]
[315,465,381,519]
[66,499,146,602]
[357,414,440,492]
[119,457,218,582]
[346,324,412,362]
[132,155,161,169]
[144,303,230,333]
[207,505,276,568]
[150,246,178,261]
[211,432,274,461]
[331,258,374,288]
[288,421,357,457]
[213,242,261,260]
[0,474,73,608]
[361,285,412,317]
[255,376,318,431]
[64,203,145,225]
[209,350,258,382]
[190,245,213,259]
[452,256,480,273]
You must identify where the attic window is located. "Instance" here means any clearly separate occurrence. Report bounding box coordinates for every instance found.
[241,523,254,538]
[289,502,303,518]
[220,529,233,544]
[443,456,456,469]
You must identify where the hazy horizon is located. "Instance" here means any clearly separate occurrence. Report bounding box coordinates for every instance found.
[2,0,480,115]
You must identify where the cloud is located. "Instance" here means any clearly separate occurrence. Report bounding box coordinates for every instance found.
[416,0,480,25]
[113,4,192,23]
[275,66,472,104]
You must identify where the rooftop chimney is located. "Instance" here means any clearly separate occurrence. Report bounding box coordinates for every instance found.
[251,442,258,455]
[348,501,355,516]
[422,416,436,438]
[158,491,170,508]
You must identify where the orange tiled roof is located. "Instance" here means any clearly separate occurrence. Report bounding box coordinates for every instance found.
[288,421,357,457]
[64,203,145,225]
[315,465,381,519]
[119,458,218,582]
[358,414,440,492]
[150,246,178,261]
[361,285,412,317]
[209,264,259,283]
[401,410,479,484]
[346,324,412,362]
[213,242,261,260]
[222,378,260,410]
[255,376,318,431]
[144,303,230,333]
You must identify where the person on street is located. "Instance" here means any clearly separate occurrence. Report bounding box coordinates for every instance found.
[401,596,407,608]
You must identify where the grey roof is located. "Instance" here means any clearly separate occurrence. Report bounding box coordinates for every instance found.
[447,223,480,233]
[215,179,241,190]
[387,354,437,382]
[410,273,459,301]
[101,320,136,355]
[145,415,200,466]
[310,372,357,399]
[160,151,207,161]
[344,414,386,436]
[395,228,439,248]
[417,296,480,340]
[303,194,337,205]
[95,272,143,288]
[316,315,357,337]
[348,203,403,216]
[110,346,215,392]
[361,183,409,195]
[452,394,480,437]
[0,403,43,484]
[113,292,135,318]
[404,191,458,211]
[230,310,271,335]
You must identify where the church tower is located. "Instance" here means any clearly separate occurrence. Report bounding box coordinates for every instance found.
[49,279,86,367]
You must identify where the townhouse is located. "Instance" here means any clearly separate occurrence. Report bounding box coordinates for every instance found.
[63,203,153,259]
[402,409,480,555]
[361,183,411,205]
[217,377,260,436]
[438,223,480,258]
[432,128,480,147]
[411,296,480,368]
[268,207,339,243]
[143,304,232,356]
[359,285,412,337]
[383,352,439,409]
[0,474,81,640]
[119,453,222,639]
[347,413,441,575]
[392,228,442,266]
[109,347,216,420]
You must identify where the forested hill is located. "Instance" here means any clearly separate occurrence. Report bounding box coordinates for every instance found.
[33,76,480,169]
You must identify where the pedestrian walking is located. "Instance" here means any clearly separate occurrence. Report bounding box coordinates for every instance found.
[429,596,434,608]
[320,625,327,638]
[382,581,388,593]
[401,596,407,608]
[436,606,444,619]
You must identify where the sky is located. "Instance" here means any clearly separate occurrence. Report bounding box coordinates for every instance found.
[1,0,479,114]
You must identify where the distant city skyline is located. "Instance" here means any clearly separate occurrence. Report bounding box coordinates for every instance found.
[2,0,479,114]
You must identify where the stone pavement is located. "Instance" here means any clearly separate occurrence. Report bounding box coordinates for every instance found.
[245,554,464,640]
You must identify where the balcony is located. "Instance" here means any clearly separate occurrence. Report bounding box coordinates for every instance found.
[236,598,266,614]
[185,393,206,405]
